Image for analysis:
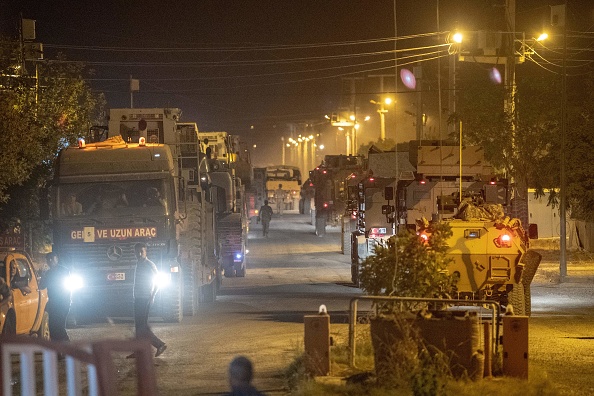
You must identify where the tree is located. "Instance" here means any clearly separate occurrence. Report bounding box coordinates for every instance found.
[0,36,105,245]
[359,222,456,304]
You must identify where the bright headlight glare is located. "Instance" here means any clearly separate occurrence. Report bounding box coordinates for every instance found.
[64,274,84,291]
[153,272,171,288]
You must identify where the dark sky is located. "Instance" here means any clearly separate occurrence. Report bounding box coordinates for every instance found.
[3,0,593,166]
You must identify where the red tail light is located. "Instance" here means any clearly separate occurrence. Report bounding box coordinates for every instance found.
[419,233,429,243]
[494,233,512,248]
[323,202,329,208]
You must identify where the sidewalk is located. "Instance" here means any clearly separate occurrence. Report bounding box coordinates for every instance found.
[533,254,594,285]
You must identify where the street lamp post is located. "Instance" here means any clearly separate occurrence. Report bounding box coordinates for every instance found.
[302,136,309,176]
[370,97,392,141]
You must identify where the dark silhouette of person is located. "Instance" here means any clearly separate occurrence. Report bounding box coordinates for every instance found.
[41,252,71,342]
[226,356,266,396]
[130,243,167,358]
[0,276,12,306]
[258,200,273,237]
[144,187,165,207]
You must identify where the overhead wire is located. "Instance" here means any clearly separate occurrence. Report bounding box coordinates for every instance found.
[85,50,446,82]
[50,43,450,68]
[43,31,445,53]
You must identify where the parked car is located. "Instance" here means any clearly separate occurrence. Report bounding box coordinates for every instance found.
[0,250,49,339]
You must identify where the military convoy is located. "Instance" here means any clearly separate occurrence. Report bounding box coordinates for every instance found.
[51,108,250,323]
[304,140,541,315]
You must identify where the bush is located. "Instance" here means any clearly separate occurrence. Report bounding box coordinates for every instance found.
[359,222,457,306]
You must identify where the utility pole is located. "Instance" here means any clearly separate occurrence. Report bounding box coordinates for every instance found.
[559,3,568,279]
[368,74,394,141]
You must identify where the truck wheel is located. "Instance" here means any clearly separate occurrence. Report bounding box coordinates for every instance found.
[36,312,51,340]
[183,261,198,317]
[315,217,326,237]
[162,276,183,323]
[508,283,526,316]
[236,262,246,277]
[2,311,16,335]
[201,281,216,303]
[351,264,360,288]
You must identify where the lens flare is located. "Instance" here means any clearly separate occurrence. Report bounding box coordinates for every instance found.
[489,67,502,84]
[400,69,416,90]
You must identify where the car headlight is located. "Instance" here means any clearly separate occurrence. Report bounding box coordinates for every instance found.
[153,271,171,288]
[64,274,84,291]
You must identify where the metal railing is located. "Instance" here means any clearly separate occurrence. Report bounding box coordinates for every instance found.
[0,336,158,396]
[348,296,501,367]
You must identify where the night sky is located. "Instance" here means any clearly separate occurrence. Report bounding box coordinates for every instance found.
[3,0,592,166]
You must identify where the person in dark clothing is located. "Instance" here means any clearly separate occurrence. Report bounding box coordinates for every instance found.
[131,242,167,357]
[226,356,266,396]
[258,200,273,237]
[41,252,71,342]
[0,276,11,305]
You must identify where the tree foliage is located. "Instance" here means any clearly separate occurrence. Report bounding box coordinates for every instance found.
[0,36,105,229]
[359,222,457,303]
[455,62,594,220]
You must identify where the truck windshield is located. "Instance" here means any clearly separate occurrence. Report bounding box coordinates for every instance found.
[56,180,171,218]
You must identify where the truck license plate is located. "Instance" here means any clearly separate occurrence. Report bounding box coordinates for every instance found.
[107,273,125,281]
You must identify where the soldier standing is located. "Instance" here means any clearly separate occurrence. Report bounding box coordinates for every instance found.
[41,252,71,342]
[274,184,286,215]
[258,200,273,237]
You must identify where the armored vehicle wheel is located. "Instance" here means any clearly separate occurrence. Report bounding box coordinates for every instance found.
[520,250,542,317]
[520,250,542,286]
[508,282,526,316]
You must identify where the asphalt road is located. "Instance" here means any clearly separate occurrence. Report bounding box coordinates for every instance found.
[68,211,361,395]
[64,212,594,396]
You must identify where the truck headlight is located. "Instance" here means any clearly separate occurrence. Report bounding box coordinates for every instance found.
[64,274,84,291]
[234,253,243,263]
[153,271,171,288]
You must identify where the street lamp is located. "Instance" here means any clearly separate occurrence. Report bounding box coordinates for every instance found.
[370,97,393,141]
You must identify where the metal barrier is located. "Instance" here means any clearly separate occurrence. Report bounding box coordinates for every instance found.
[0,335,157,396]
[348,296,501,367]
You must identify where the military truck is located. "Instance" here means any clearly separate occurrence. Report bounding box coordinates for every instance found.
[310,155,365,236]
[52,108,248,323]
[265,165,302,211]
